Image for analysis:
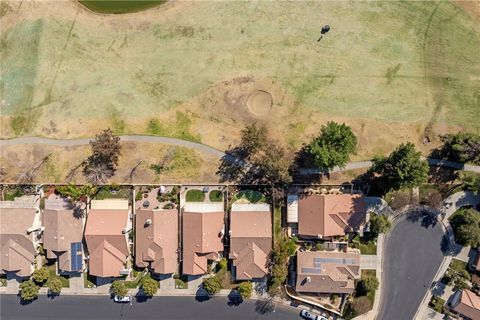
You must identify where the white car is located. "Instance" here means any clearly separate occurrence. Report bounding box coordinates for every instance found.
[113,295,131,303]
[300,310,328,320]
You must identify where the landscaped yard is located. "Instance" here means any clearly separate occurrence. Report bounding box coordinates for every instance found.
[95,187,131,200]
[429,295,445,313]
[185,189,205,202]
[45,264,69,287]
[209,190,223,202]
[232,190,267,204]
[174,274,188,289]
[120,271,149,289]
[450,258,468,273]
[350,235,377,255]
[84,272,96,288]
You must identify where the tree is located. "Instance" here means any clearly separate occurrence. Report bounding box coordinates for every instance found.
[110,281,128,297]
[83,129,121,184]
[217,123,292,200]
[369,213,391,236]
[370,142,429,192]
[203,276,222,295]
[449,208,480,247]
[285,238,297,256]
[305,121,357,170]
[237,281,252,300]
[437,132,480,165]
[47,277,62,295]
[32,267,49,283]
[462,173,480,194]
[141,278,159,297]
[357,276,379,295]
[19,280,39,301]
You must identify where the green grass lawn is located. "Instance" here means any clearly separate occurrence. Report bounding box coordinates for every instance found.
[185,189,205,202]
[79,1,166,14]
[5,1,479,161]
[209,190,223,202]
[450,258,468,273]
[232,190,267,204]
[95,188,131,200]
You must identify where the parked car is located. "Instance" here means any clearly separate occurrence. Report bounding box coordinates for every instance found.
[113,295,131,303]
[300,310,328,320]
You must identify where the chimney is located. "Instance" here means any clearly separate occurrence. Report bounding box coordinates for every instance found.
[145,219,152,226]
[306,276,311,283]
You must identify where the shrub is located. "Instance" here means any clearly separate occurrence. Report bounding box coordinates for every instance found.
[449,208,480,246]
[218,257,228,270]
[209,190,223,202]
[141,278,159,297]
[369,213,391,236]
[238,281,252,300]
[163,202,174,209]
[48,277,63,295]
[32,267,49,283]
[111,281,128,297]
[203,276,222,295]
[315,243,324,251]
[19,280,39,301]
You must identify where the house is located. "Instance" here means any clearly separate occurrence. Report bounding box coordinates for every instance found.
[43,194,84,273]
[450,289,480,320]
[182,203,224,275]
[229,203,272,281]
[0,196,42,277]
[135,208,178,274]
[295,250,361,294]
[84,199,131,278]
[294,193,367,239]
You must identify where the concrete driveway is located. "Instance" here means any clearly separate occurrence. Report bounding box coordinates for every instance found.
[377,213,445,320]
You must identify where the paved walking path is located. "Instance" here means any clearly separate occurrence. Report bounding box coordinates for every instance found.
[1,136,479,173]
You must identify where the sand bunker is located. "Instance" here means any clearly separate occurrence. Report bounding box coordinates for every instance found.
[246,90,273,117]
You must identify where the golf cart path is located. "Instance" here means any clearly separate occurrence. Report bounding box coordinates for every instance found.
[1,136,479,173]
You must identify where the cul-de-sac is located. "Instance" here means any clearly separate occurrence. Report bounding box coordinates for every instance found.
[0,1,479,320]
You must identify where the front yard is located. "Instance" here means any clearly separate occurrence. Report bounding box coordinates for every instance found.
[350,235,377,255]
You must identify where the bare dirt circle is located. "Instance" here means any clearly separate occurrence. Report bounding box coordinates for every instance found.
[246,90,273,117]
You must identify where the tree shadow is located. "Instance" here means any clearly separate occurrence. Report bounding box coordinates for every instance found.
[406,208,440,229]
[440,233,462,256]
[254,298,275,314]
[227,290,243,307]
[135,290,149,303]
[195,287,210,303]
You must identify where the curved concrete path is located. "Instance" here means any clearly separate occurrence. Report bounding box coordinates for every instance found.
[0,135,225,158]
[1,136,479,173]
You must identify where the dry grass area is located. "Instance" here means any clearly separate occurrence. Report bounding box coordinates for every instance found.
[0,142,218,184]
[1,0,479,181]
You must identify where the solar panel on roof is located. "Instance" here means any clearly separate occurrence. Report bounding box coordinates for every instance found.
[313,257,356,265]
[70,242,83,271]
[301,267,323,274]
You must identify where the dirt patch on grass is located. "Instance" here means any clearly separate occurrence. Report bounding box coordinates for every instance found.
[246,90,273,117]
[453,1,480,22]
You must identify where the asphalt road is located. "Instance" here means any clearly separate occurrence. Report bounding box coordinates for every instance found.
[0,294,300,320]
[377,213,445,320]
